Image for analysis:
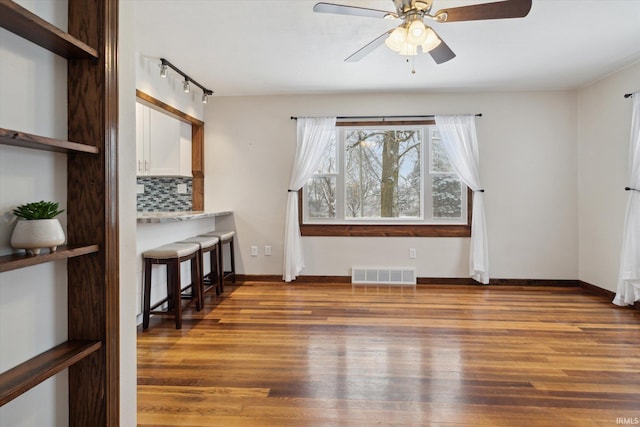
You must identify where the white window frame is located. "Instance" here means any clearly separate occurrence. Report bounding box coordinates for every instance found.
[302,123,467,226]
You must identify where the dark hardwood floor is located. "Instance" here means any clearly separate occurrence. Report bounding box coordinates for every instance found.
[137,282,640,426]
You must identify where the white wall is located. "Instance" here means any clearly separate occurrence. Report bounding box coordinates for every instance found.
[577,61,640,292]
[0,1,69,425]
[206,91,579,280]
[118,0,138,425]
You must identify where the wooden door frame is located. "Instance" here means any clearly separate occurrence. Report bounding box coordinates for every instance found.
[135,90,205,210]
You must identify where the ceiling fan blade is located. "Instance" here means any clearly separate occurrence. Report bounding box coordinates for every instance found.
[428,31,456,64]
[313,2,396,19]
[434,0,532,22]
[345,30,393,62]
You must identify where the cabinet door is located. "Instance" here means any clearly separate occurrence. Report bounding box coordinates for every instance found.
[147,107,180,176]
[135,102,147,175]
[179,121,192,177]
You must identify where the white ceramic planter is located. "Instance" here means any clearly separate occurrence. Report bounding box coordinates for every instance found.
[10,219,66,255]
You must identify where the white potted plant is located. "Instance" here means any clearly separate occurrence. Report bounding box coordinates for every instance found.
[11,201,66,255]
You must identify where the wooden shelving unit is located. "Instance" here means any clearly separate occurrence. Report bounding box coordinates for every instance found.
[0,0,98,60]
[0,128,99,154]
[0,340,102,407]
[0,0,119,425]
[0,245,99,273]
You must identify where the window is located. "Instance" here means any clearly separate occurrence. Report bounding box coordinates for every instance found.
[301,121,471,237]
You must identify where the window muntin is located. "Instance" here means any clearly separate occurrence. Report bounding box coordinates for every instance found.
[303,123,467,226]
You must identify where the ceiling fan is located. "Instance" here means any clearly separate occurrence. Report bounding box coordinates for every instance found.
[313,0,532,64]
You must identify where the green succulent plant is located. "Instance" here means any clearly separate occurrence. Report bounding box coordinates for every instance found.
[12,201,64,220]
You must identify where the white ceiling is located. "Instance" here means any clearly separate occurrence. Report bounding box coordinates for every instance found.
[133,0,640,97]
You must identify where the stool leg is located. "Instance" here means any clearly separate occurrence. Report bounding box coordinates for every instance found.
[218,241,225,294]
[192,254,202,311]
[166,264,175,311]
[172,261,182,329]
[229,237,236,284]
[211,245,220,295]
[143,259,152,330]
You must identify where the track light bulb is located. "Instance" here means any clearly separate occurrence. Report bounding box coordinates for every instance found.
[183,79,190,93]
[202,93,208,104]
[160,63,167,78]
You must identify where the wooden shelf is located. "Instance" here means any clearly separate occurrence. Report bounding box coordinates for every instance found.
[1,0,119,422]
[0,0,98,60]
[0,128,99,154]
[0,244,99,273]
[0,340,102,406]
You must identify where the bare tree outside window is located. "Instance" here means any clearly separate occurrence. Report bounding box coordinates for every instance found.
[344,129,421,219]
[303,123,466,225]
[430,132,463,219]
[306,133,337,219]
[306,176,336,218]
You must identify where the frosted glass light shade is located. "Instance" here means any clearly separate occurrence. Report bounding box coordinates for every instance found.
[385,26,407,52]
[399,43,417,56]
[421,27,441,52]
[407,20,427,45]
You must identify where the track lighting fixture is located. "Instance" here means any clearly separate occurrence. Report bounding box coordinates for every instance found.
[159,58,214,104]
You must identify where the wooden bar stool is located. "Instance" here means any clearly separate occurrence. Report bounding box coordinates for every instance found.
[142,242,201,330]
[201,230,236,293]
[176,235,221,302]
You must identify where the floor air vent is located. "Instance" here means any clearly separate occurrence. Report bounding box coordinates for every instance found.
[351,267,416,285]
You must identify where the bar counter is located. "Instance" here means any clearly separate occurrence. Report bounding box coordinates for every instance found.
[136,210,233,224]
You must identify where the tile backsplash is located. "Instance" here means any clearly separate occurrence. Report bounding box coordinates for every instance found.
[137,176,192,211]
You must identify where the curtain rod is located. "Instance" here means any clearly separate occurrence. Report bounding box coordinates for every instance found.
[624,93,634,98]
[290,114,482,120]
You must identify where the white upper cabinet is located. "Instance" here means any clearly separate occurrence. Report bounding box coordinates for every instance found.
[136,102,192,177]
[136,102,147,174]
[147,107,180,175]
[179,121,192,177]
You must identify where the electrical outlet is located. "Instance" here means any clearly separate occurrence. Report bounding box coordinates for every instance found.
[409,248,417,259]
[177,183,188,194]
[265,245,271,256]
[250,246,258,257]
[136,184,145,194]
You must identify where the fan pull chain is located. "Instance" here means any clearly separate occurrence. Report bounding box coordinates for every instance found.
[407,57,416,75]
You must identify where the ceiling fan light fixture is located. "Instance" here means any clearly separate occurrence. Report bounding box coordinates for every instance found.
[420,27,441,52]
[384,25,407,52]
[399,42,418,56]
[406,19,427,45]
[314,0,533,64]
[414,1,430,11]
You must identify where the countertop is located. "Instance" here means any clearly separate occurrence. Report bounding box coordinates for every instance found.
[136,210,233,224]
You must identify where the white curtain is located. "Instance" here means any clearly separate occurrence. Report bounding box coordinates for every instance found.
[283,117,337,282]
[436,115,490,284]
[614,93,640,306]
